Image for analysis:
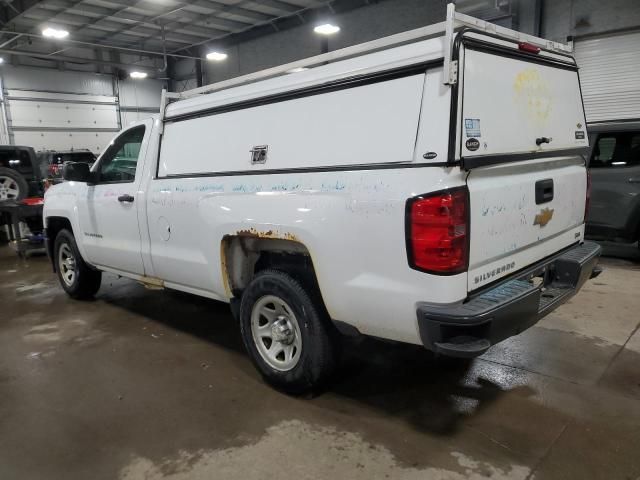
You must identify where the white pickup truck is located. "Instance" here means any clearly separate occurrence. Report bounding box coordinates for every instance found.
[44,6,601,392]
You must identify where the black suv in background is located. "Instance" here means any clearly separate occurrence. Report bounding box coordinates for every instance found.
[38,150,96,185]
[586,121,640,247]
[0,145,43,201]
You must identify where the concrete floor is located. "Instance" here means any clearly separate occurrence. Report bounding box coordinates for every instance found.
[1,243,639,480]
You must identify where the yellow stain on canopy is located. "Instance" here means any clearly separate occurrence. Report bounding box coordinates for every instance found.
[513,68,553,127]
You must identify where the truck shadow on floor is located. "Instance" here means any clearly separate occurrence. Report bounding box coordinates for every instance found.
[97,280,247,355]
[324,335,512,436]
[98,281,512,437]
[595,240,640,265]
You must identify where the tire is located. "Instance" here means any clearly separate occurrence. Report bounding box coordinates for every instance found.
[239,269,339,394]
[0,167,29,201]
[54,229,102,299]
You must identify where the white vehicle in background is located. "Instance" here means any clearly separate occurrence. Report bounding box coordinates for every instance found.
[43,6,601,393]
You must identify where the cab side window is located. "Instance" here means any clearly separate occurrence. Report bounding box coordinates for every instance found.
[591,132,640,168]
[96,126,145,183]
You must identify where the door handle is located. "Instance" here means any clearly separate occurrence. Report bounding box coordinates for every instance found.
[629,178,640,184]
[535,178,554,204]
[536,137,552,146]
[118,194,134,203]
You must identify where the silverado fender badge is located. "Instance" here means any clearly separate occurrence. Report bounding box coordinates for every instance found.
[534,207,554,227]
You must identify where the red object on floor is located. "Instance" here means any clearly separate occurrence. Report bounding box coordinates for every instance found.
[21,197,44,206]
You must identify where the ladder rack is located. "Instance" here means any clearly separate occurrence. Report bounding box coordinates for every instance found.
[160,4,572,116]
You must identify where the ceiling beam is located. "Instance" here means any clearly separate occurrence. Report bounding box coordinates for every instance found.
[0,28,200,59]
[0,46,160,72]
[66,0,237,52]
[169,0,334,53]
[18,10,209,44]
[121,0,290,52]
[0,0,44,25]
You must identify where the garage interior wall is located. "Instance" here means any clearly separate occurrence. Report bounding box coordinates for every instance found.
[203,0,517,84]
[201,0,639,84]
[118,78,166,128]
[0,0,639,151]
[0,66,166,153]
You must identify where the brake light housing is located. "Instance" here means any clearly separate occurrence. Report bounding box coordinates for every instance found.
[518,42,541,54]
[406,187,469,275]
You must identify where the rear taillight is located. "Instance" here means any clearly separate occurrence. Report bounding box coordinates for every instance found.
[406,187,469,274]
[584,169,592,221]
[48,164,60,176]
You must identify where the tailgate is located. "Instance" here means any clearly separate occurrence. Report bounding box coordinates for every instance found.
[457,34,589,291]
[467,157,587,291]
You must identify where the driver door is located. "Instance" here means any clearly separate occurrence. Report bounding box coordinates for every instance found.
[77,123,150,275]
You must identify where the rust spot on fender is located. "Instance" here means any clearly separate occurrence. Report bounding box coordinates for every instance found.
[235,228,299,242]
[138,275,164,290]
[220,241,231,297]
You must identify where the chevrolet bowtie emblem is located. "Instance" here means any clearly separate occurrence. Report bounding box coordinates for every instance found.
[534,208,554,227]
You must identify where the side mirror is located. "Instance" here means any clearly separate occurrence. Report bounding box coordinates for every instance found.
[62,162,94,184]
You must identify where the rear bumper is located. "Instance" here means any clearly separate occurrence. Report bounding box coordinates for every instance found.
[417,241,602,358]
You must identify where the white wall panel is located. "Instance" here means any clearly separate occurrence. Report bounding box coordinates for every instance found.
[120,109,158,127]
[13,131,115,153]
[574,31,640,123]
[119,79,166,109]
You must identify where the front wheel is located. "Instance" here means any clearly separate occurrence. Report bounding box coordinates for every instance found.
[239,269,339,394]
[54,229,102,299]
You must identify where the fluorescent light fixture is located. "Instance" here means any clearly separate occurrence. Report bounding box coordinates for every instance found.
[314,23,340,35]
[287,67,309,73]
[206,51,228,61]
[42,27,69,39]
[130,71,148,79]
[0,57,4,64]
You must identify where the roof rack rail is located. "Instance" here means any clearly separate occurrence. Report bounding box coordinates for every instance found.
[159,4,572,120]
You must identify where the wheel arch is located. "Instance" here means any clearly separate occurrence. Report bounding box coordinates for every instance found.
[220,234,326,306]
[45,216,74,271]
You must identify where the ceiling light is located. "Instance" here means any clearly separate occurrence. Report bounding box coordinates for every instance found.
[130,71,148,79]
[42,27,69,39]
[287,67,309,73]
[206,51,228,61]
[314,23,340,35]
[0,58,4,64]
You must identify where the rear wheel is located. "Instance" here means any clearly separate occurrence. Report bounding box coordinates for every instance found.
[0,167,28,201]
[239,269,339,393]
[54,229,101,299]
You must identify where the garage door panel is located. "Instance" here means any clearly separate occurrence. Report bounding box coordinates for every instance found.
[8,100,119,129]
[13,131,115,153]
[6,90,116,104]
[575,31,640,122]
